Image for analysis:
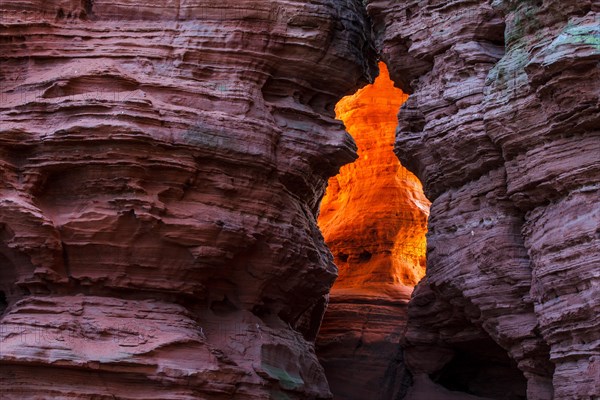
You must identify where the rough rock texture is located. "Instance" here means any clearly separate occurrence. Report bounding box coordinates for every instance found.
[0,1,378,398]
[316,63,429,399]
[2,0,598,399]
[367,0,599,399]
[318,63,429,288]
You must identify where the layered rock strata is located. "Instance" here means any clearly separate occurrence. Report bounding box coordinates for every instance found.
[316,63,430,400]
[1,0,598,399]
[0,1,378,398]
[366,0,599,399]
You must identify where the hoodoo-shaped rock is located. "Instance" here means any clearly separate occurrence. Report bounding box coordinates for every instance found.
[0,1,377,399]
[316,63,430,400]
[318,63,430,288]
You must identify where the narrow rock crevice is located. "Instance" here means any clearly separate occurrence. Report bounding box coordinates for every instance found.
[316,62,429,400]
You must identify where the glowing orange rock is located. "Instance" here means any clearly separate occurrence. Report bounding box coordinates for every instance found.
[318,62,430,288]
[316,63,431,399]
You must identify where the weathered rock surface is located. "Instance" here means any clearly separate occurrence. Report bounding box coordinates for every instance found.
[2,0,598,399]
[318,63,429,288]
[367,0,599,399]
[0,1,378,398]
[316,63,429,399]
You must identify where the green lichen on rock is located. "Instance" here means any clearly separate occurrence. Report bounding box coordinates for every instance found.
[261,362,304,391]
[552,23,600,51]
[486,43,530,100]
[505,3,542,46]
[533,21,600,68]
[182,120,227,149]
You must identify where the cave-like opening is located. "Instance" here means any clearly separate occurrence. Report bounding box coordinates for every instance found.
[315,62,430,399]
[431,338,527,400]
[314,62,528,400]
[318,62,430,290]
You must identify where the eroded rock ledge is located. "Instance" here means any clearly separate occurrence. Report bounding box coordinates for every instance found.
[0,1,377,399]
[1,1,598,399]
[366,0,599,399]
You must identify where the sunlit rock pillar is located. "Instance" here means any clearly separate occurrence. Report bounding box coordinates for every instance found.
[316,63,430,400]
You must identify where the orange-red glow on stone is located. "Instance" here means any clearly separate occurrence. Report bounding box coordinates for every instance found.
[318,62,430,288]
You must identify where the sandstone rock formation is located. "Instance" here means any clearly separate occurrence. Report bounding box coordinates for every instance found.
[316,62,430,400]
[1,0,598,399]
[317,63,429,288]
[0,1,377,398]
[366,0,599,399]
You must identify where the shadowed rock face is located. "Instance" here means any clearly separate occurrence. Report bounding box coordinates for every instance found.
[366,0,599,399]
[0,1,377,398]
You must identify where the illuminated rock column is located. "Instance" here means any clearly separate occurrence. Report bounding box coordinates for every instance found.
[316,63,430,400]
[318,62,429,289]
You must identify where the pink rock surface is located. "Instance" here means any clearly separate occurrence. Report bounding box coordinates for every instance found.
[0,1,377,398]
[317,286,413,400]
[1,0,598,399]
[367,0,599,399]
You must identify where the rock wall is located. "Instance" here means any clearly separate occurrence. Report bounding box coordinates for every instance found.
[0,1,377,399]
[316,63,429,400]
[1,0,598,399]
[366,0,599,399]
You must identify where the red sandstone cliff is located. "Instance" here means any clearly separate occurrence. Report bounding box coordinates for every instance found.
[0,1,598,399]
[0,1,377,399]
[367,1,599,399]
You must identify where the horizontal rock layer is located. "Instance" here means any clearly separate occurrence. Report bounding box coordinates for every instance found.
[0,1,378,398]
[2,1,598,399]
[367,0,599,399]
